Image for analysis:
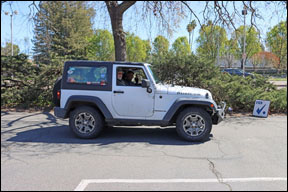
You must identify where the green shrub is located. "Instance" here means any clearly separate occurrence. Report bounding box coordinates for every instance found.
[152,55,287,113]
[257,88,287,113]
[203,73,287,113]
[1,55,63,109]
[1,54,38,107]
[151,54,219,86]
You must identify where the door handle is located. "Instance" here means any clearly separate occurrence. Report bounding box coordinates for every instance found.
[113,90,124,94]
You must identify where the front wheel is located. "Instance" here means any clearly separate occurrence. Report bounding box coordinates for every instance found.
[69,106,104,139]
[176,107,212,142]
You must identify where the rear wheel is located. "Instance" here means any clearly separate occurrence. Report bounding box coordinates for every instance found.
[69,106,104,139]
[176,107,212,142]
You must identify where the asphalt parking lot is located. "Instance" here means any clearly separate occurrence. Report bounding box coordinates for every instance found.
[269,80,287,89]
[1,111,287,191]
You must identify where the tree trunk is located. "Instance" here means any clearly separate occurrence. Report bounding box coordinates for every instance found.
[105,1,136,61]
[227,55,233,68]
[110,13,126,61]
[191,30,194,53]
[188,32,191,48]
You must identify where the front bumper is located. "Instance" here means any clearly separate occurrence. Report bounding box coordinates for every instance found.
[212,101,226,124]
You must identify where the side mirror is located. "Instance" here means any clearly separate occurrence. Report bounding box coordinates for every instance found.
[141,79,150,88]
[142,79,152,93]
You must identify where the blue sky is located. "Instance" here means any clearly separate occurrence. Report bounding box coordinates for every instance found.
[1,1,286,57]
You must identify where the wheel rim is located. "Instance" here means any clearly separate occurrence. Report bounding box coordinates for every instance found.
[75,112,95,134]
[183,114,206,137]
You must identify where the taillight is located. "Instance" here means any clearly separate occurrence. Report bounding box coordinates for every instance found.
[57,91,61,100]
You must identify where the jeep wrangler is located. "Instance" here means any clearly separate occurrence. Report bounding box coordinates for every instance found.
[53,61,226,141]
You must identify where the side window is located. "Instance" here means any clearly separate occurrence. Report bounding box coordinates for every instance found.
[116,67,148,86]
[67,66,107,86]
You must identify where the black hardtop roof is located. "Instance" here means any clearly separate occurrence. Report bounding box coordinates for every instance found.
[65,60,148,66]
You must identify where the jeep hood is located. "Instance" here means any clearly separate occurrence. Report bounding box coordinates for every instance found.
[155,84,212,98]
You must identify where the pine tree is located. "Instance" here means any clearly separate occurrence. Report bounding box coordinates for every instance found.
[32,2,51,64]
[32,1,95,64]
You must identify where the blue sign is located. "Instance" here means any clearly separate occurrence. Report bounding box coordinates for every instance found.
[253,100,270,118]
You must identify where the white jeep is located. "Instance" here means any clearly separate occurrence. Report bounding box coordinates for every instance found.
[53,61,226,141]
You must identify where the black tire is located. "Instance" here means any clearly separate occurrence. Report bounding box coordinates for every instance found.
[69,106,104,139]
[176,107,212,142]
[52,77,62,107]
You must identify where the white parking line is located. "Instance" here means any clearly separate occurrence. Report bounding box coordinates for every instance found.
[74,177,287,191]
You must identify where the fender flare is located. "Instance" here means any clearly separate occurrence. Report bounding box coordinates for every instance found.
[163,98,216,122]
[64,95,113,119]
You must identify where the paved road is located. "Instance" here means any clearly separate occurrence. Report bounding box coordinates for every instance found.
[1,111,287,191]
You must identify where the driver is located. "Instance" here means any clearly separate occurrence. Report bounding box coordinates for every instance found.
[125,70,135,86]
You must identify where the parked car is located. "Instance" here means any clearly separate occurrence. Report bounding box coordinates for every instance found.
[53,61,226,142]
[222,68,254,77]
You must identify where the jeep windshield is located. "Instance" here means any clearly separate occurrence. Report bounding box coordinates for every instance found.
[146,65,161,84]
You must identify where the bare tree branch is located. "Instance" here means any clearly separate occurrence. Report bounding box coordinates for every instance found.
[118,1,136,15]
[3,78,29,87]
[180,1,202,29]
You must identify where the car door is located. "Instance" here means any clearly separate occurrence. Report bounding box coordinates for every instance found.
[112,65,154,118]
